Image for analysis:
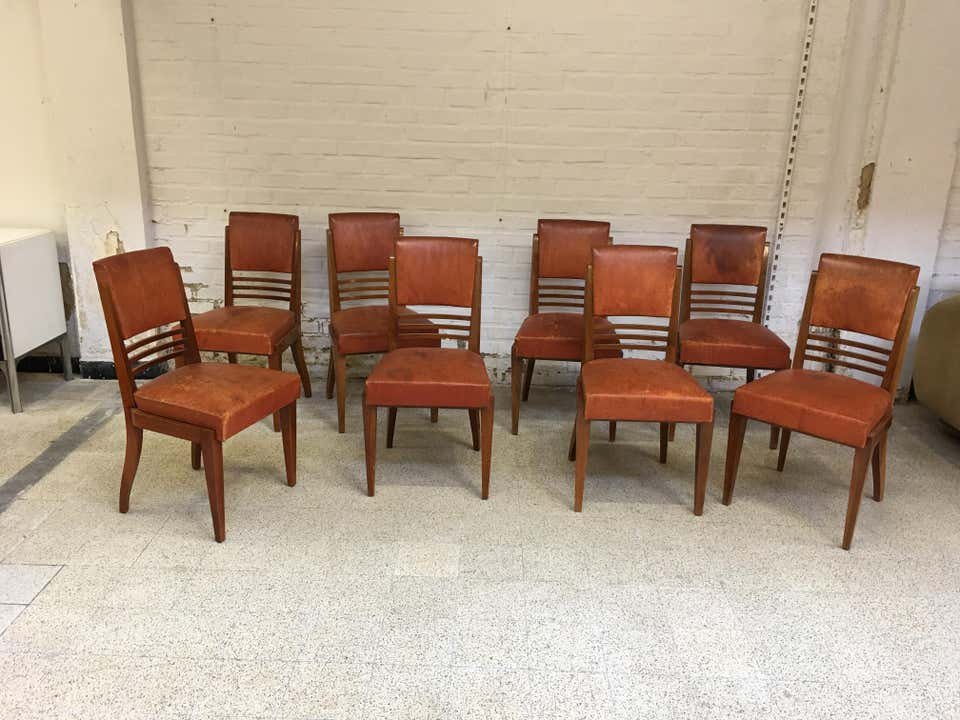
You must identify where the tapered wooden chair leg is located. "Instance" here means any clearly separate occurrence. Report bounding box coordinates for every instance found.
[430,408,439,423]
[291,338,312,397]
[363,396,377,497]
[201,438,226,542]
[872,429,887,501]
[522,358,536,401]
[574,406,590,512]
[567,420,577,462]
[776,430,792,472]
[723,413,747,505]
[843,444,873,550]
[191,442,202,470]
[386,408,398,448]
[668,423,676,442]
[119,422,143,514]
[279,402,297,487]
[325,346,335,399]
[268,352,283,432]
[769,425,780,450]
[694,421,713,516]
[469,409,480,451]
[511,344,522,435]
[746,368,756,383]
[659,423,669,463]
[608,421,617,442]
[480,397,494,499]
[334,349,348,433]
[227,353,238,364]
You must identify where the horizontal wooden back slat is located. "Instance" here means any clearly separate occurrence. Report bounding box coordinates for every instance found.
[806,332,892,358]
[125,327,183,353]
[804,342,889,367]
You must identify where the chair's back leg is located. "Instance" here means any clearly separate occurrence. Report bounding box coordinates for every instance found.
[325,346,335,400]
[511,343,522,435]
[480,396,494,499]
[268,352,283,432]
[872,429,887,502]
[279,402,297,487]
[843,444,873,550]
[386,408,398,448]
[119,421,143,514]
[191,442,201,470]
[776,430,792,472]
[659,423,669,463]
[694,421,713,516]
[522,358,536,401]
[291,338,313,398]
[362,394,377,497]
[469,409,480,451]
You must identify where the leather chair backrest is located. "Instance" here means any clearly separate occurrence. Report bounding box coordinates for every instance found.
[329,212,400,273]
[537,219,611,279]
[227,212,299,273]
[395,237,479,308]
[688,224,766,286]
[592,245,678,318]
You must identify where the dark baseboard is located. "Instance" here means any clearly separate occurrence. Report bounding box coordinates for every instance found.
[11,355,81,376]
[79,360,165,380]
[6,356,164,381]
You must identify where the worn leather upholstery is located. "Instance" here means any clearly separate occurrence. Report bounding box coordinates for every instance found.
[396,237,479,307]
[688,224,766,285]
[135,364,301,441]
[365,348,490,408]
[582,359,713,422]
[228,212,298,273]
[537,219,611,278]
[514,313,619,360]
[809,254,920,340]
[94,247,188,339]
[592,245,678,318]
[679,318,790,369]
[732,369,891,448]
[193,306,296,355]
[329,212,400,272]
[331,306,440,355]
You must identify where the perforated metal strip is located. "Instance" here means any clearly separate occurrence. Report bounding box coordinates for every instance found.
[764,0,820,325]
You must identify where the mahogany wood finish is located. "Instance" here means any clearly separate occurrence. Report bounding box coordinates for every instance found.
[511,219,614,436]
[192,212,311,433]
[93,247,300,542]
[721,253,920,549]
[325,213,440,432]
[363,237,493,499]
[568,245,714,514]
[674,225,788,450]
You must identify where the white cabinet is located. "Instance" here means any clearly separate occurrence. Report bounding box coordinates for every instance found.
[0,228,72,413]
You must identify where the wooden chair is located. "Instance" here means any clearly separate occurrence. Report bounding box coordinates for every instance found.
[325,212,440,432]
[722,253,920,550]
[569,245,714,514]
[511,219,617,435]
[192,212,311,432]
[93,247,300,542]
[675,224,789,449]
[362,237,492,498]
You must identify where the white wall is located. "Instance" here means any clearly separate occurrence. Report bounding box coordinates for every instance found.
[131,0,853,383]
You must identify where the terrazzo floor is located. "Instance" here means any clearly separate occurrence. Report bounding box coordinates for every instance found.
[1,372,959,719]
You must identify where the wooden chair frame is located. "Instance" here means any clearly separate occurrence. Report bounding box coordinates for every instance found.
[569,262,714,514]
[511,230,614,434]
[722,269,920,550]
[675,233,782,449]
[95,255,296,543]
[362,251,492,499]
[221,220,312,429]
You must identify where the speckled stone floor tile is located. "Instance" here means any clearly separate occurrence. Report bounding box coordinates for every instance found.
[1,375,959,718]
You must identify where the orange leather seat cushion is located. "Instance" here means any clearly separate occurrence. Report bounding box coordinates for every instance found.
[365,348,490,408]
[732,369,891,448]
[135,364,301,441]
[331,306,439,355]
[679,318,790,370]
[514,313,619,360]
[193,306,296,355]
[580,358,713,422]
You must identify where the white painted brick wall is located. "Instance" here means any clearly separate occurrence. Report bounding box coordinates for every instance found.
[131,0,852,385]
[931,156,960,307]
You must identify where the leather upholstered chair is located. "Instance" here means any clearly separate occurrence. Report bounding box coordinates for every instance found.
[675,224,789,449]
[569,245,714,514]
[511,219,618,435]
[362,237,493,498]
[723,253,920,549]
[192,212,311,431]
[93,247,300,542]
[326,212,440,433]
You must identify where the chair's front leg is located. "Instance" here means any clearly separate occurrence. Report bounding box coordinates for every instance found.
[268,352,283,432]
[573,392,590,512]
[608,421,617,442]
[522,358,536,401]
[480,396,494,499]
[325,346,335,400]
[769,425,780,450]
[776,430,792,471]
[200,436,225,542]
[843,443,874,550]
[191,442,202,470]
[334,349,348,433]
[279,402,297,487]
[511,343,522,435]
[119,421,143,513]
[363,393,377,497]
[659,423,669,463]
[694,421,713,516]
[723,413,748,505]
